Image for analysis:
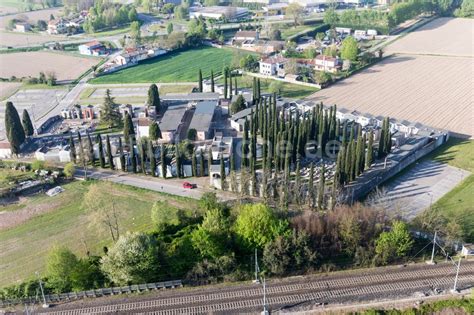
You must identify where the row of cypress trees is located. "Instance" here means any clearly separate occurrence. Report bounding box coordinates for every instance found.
[4,102,34,155]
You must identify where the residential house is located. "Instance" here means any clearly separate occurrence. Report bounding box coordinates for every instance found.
[188,101,217,141]
[15,22,31,32]
[0,141,12,159]
[190,6,248,21]
[262,3,288,15]
[78,41,107,56]
[47,19,67,34]
[314,55,342,73]
[259,55,287,76]
[461,244,474,256]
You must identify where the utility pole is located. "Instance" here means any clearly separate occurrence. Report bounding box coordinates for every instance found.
[36,272,49,308]
[451,256,462,293]
[261,277,269,315]
[253,248,260,284]
[427,230,437,265]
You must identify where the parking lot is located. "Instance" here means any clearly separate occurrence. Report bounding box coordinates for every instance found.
[0,88,67,138]
[378,160,470,219]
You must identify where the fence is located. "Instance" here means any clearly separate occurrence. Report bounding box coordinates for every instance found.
[0,280,183,307]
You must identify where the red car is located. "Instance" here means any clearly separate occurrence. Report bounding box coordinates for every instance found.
[183,182,196,189]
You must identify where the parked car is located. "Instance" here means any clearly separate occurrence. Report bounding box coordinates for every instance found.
[183,182,197,189]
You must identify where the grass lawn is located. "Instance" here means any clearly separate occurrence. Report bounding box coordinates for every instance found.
[417,139,474,242]
[90,47,243,84]
[281,24,313,40]
[0,179,191,287]
[219,75,318,99]
[88,25,131,37]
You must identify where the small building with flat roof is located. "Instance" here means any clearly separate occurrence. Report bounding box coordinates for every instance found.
[188,101,217,141]
[159,103,188,143]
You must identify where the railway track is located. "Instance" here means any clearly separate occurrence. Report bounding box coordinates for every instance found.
[39,261,474,315]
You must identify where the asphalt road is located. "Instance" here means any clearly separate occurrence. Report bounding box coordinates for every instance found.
[75,167,204,199]
[34,261,474,314]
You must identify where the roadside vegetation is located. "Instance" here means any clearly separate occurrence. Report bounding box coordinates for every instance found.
[0,182,419,300]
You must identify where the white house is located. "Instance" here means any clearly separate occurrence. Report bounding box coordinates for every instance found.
[0,141,12,159]
[259,55,287,76]
[78,41,106,56]
[15,22,31,32]
[314,55,342,73]
[461,244,474,256]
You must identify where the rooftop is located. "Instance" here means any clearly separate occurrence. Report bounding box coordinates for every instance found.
[159,104,188,131]
[189,101,217,131]
[162,92,220,102]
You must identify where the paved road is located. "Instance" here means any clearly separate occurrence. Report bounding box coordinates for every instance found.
[75,167,204,199]
[35,261,474,314]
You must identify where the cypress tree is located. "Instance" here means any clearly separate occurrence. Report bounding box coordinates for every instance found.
[147,84,161,114]
[241,119,249,169]
[69,134,76,163]
[175,144,181,178]
[106,135,114,170]
[220,154,225,190]
[295,160,301,204]
[4,102,25,155]
[149,141,156,176]
[192,150,197,177]
[341,120,348,145]
[199,149,205,177]
[130,137,137,173]
[257,78,261,100]
[308,162,314,208]
[198,69,203,93]
[207,147,213,177]
[96,134,105,168]
[366,130,374,169]
[317,164,325,210]
[344,141,351,183]
[140,139,147,174]
[230,149,235,172]
[360,133,366,173]
[210,70,215,93]
[149,122,162,141]
[77,132,85,166]
[355,130,362,177]
[161,144,167,178]
[252,77,257,102]
[118,137,125,171]
[22,109,34,137]
[350,140,357,181]
[234,76,238,95]
[87,132,95,166]
[229,70,233,97]
[384,118,392,156]
[223,66,228,99]
[123,113,135,145]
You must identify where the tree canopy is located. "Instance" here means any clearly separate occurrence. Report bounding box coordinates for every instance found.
[375,221,413,265]
[100,232,160,285]
[21,109,34,137]
[4,101,25,155]
[340,36,359,61]
[147,84,161,114]
[100,89,121,127]
[230,94,246,114]
[149,122,162,140]
[234,203,288,249]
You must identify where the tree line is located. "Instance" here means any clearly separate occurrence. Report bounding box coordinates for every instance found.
[0,191,416,299]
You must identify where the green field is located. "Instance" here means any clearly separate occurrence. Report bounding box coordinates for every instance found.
[419,139,474,242]
[90,47,240,84]
[219,75,319,99]
[281,25,313,40]
[0,179,189,287]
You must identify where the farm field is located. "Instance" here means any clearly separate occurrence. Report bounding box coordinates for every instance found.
[387,18,474,57]
[0,7,63,29]
[307,17,474,138]
[0,31,67,47]
[0,51,100,81]
[0,179,190,287]
[90,47,247,84]
[0,81,20,100]
[306,54,473,138]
